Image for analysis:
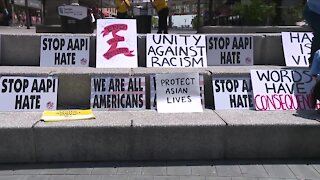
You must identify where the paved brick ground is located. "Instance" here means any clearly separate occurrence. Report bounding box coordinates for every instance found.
[0,160,320,180]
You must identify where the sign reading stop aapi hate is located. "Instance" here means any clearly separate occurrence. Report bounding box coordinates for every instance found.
[250,69,315,111]
[147,34,207,68]
[40,36,90,67]
[0,76,58,112]
[207,35,254,66]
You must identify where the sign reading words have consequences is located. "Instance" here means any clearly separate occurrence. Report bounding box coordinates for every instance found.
[147,34,207,67]
[0,76,58,111]
[91,76,145,110]
[156,73,203,113]
[207,35,253,66]
[96,19,138,68]
[40,36,90,67]
[213,77,254,110]
[250,69,314,111]
[282,32,313,67]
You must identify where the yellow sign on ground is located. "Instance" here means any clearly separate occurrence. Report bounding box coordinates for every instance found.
[41,109,95,122]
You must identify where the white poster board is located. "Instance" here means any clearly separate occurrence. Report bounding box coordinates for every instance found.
[96,19,138,68]
[147,34,207,68]
[282,32,313,67]
[213,77,254,109]
[155,73,203,113]
[91,76,145,110]
[250,69,315,111]
[57,5,87,20]
[40,36,90,67]
[150,74,205,110]
[207,35,254,66]
[0,76,58,112]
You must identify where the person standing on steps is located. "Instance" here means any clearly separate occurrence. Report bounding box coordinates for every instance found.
[115,0,131,19]
[150,0,169,34]
[303,0,320,66]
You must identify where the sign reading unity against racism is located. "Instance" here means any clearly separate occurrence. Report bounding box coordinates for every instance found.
[96,19,138,68]
[91,76,145,110]
[250,69,315,111]
[147,34,207,68]
[207,35,253,66]
[150,74,205,110]
[0,76,58,111]
[40,36,90,67]
[213,77,254,109]
[282,32,313,67]
[155,73,203,113]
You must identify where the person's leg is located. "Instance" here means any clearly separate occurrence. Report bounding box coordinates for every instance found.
[157,10,164,33]
[162,8,169,34]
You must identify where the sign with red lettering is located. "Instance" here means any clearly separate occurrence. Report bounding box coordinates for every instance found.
[250,69,315,111]
[0,76,58,112]
[40,36,90,67]
[96,19,138,68]
[282,32,313,67]
[206,35,253,66]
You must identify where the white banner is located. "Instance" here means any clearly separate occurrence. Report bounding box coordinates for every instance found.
[40,36,90,67]
[147,34,207,68]
[0,76,58,112]
[213,77,254,110]
[91,76,145,110]
[155,73,203,113]
[207,35,254,66]
[282,32,313,67]
[250,69,315,111]
[96,19,138,68]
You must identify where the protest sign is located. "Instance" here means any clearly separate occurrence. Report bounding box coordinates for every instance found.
[147,34,207,68]
[91,76,145,110]
[41,109,95,122]
[213,77,254,109]
[150,74,205,110]
[40,36,90,67]
[250,69,315,111]
[155,73,203,113]
[96,19,138,68]
[207,35,253,66]
[282,32,313,67]
[0,76,58,111]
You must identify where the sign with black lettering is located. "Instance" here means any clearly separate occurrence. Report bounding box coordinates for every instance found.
[282,32,313,67]
[155,73,203,113]
[213,77,254,109]
[40,36,90,67]
[0,76,58,111]
[147,34,207,67]
[150,74,205,110]
[207,35,253,66]
[91,76,145,110]
[96,19,138,68]
[250,69,315,111]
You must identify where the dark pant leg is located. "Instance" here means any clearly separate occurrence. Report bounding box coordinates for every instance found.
[158,8,169,33]
[117,12,128,19]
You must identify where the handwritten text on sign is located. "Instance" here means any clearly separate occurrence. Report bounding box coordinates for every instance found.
[91,76,145,110]
[0,76,58,111]
[282,32,313,67]
[207,35,253,66]
[213,78,254,109]
[147,34,207,67]
[96,19,138,68]
[250,69,315,111]
[40,36,90,67]
[155,73,203,113]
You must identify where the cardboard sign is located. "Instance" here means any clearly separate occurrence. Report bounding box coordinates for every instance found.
[250,69,315,111]
[96,19,138,68]
[155,73,203,113]
[150,74,205,110]
[213,77,254,110]
[91,76,145,110]
[147,34,207,68]
[207,35,254,66]
[41,109,95,122]
[57,5,87,20]
[40,36,90,67]
[282,32,313,67]
[0,76,58,112]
